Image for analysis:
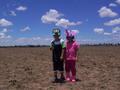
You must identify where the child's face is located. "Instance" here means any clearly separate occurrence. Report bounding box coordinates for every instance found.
[67,36,74,42]
[53,34,60,40]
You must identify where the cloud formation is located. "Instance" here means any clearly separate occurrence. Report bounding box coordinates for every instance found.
[16,6,27,11]
[10,11,16,16]
[20,26,31,32]
[41,9,62,23]
[56,18,81,28]
[94,28,104,34]
[112,26,120,33]
[71,30,80,34]
[103,32,111,35]
[98,6,118,17]
[109,3,117,7]
[94,26,120,39]
[1,28,9,33]
[14,36,52,45]
[41,9,81,28]
[104,18,120,26]
[116,0,120,4]
[0,18,13,27]
[0,28,11,39]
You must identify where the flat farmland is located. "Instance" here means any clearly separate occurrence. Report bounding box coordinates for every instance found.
[0,46,120,90]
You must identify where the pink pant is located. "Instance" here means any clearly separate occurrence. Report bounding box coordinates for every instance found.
[65,60,76,79]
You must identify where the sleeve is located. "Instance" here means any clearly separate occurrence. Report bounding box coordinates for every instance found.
[50,40,54,47]
[74,42,79,50]
[50,40,54,50]
[60,39,66,49]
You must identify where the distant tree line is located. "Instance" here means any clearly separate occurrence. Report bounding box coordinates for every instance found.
[0,43,120,48]
[0,45,49,48]
[81,43,120,46]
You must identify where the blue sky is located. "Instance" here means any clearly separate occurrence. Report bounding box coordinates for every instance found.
[0,0,120,46]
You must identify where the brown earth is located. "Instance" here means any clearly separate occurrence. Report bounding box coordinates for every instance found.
[0,46,120,90]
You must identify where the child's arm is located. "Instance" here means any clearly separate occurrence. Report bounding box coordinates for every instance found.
[60,48,64,60]
[50,41,54,51]
[50,44,52,51]
[60,40,66,60]
[75,43,80,60]
[76,48,79,61]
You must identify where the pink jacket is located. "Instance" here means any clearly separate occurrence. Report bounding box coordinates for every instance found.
[65,41,79,61]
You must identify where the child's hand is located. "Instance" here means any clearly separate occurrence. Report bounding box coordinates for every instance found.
[50,46,54,50]
[60,56,64,61]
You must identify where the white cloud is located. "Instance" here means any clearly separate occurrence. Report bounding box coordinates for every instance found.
[6,35,11,38]
[1,28,9,33]
[78,39,99,45]
[0,18,13,27]
[56,18,81,28]
[45,38,52,41]
[94,26,120,41]
[0,28,11,39]
[16,6,27,11]
[0,32,11,39]
[41,9,62,23]
[94,28,104,34]
[112,26,120,33]
[109,3,117,7]
[104,18,120,26]
[98,6,118,18]
[32,37,41,40]
[112,27,120,41]
[15,37,32,43]
[71,30,80,34]
[20,26,31,32]
[10,11,16,16]
[116,0,120,4]
[0,33,5,38]
[41,9,82,28]
[104,32,111,35]
[14,36,52,45]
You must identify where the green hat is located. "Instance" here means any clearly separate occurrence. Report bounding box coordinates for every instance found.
[52,28,61,36]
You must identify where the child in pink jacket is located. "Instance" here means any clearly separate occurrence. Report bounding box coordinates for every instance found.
[65,30,79,82]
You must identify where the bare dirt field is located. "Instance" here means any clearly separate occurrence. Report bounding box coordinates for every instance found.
[0,46,120,90]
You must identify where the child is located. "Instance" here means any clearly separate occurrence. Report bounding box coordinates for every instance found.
[50,28,65,82]
[65,30,79,82]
